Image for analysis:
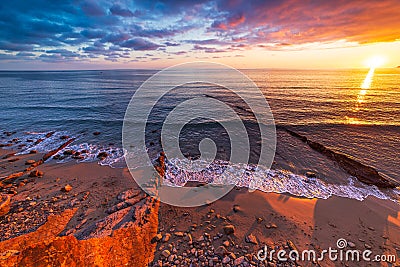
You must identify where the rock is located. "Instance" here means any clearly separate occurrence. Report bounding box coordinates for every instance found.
[234,256,245,265]
[223,241,230,247]
[25,160,36,165]
[256,217,263,223]
[97,152,108,159]
[223,224,235,235]
[0,194,11,217]
[245,234,258,245]
[162,233,171,243]
[368,226,375,231]
[152,233,163,243]
[364,244,372,249]
[29,170,44,177]
[222,256,231,264]
[305,171,317,178]
[233,205,241,212]
[29,150,37,154]
[60,135,69,140]
[286,129,400,188]
[174,231,184,237]
[348,241,356,248]
[62,184,73,192]
[63,150,75,155]
[161,250,171,258]
[93,131,101,136]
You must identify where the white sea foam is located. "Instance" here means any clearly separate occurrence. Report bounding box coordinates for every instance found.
[164,158,399,203]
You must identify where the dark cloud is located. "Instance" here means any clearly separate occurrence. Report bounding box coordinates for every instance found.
[120,38,163,50]
[0,42,34,52]
[110,4,134,17]
[81,29,107,39]
[80,0,107,17]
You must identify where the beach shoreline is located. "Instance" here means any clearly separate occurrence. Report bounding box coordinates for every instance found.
[0,147,399,266]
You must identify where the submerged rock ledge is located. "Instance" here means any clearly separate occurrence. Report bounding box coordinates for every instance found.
[283,127,399,188]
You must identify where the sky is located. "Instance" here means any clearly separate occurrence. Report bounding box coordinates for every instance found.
[0,0,400,70]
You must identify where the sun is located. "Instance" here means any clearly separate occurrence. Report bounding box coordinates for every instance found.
[364,55,386,69]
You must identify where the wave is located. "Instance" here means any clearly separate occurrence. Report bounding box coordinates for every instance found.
[163,158,399,203]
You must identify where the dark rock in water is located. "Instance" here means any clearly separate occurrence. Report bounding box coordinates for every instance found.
[97,152,108,159]
[285,128,399,188]
[93,131,101,136]
[63,150,75,155]
[45,131,55,138]
[60,135,69,140]
[29,150,37,154]
[305,171,317,178]
[0,194,11,217]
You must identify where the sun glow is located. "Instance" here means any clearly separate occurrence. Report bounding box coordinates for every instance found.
[364,55,386,69]
[360,55,386,89]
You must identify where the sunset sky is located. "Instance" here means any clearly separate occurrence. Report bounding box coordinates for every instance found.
[1,0,400,70]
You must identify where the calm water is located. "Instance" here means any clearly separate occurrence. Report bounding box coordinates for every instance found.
[0,68,399,200]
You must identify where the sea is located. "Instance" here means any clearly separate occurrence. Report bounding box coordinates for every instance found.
[0,68,399,202]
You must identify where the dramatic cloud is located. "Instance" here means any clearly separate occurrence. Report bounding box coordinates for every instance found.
[0,0,399,65]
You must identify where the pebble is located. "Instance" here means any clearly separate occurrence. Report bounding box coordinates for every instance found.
[163,233,171,243]
[234,256,245,265]
[161,250,171,258]
[174,232,184,237]
[222,256,231,264]
[233,205,241,212]
[152,233,163,242]
[223,224,235,235]
[245,234,258,245]
[62,184,73,192]
[305,171,317,178]
[347,242,356,248]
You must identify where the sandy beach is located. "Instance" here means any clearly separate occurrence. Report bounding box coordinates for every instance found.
[1,146,399,266]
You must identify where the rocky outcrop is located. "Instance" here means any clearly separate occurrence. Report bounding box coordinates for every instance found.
[0,190,159,266]
[284,128,399,188]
